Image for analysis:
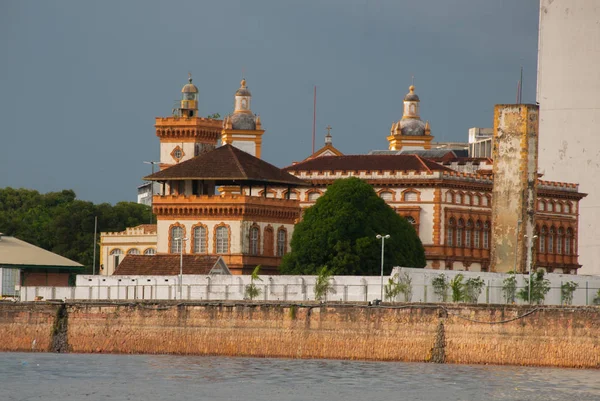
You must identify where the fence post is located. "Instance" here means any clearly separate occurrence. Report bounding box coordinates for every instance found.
[284,284,288,301]
[560,280,563,305]
[586,281,589,305]
[486,281,490,304]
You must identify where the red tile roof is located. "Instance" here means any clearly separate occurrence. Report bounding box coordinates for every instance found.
[133,224,157,234]
[284,154,453,173]
[145,144,307,186]
[113,255,227,275]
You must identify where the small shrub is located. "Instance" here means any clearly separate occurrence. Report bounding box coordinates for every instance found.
[314,266,336,301]
[561,281,578,305]
[464,277,485,304]
[384,271,413,302]
[517,269,551,304]
[431,274,450,302]
[244,265,263,300]
[592,289,600,305]
[449,274,465,302]
[502,274,517,304]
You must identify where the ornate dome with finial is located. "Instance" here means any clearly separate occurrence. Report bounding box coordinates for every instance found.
[399,119,426,136]
[404,85,419,101]
[229,113,257,130]
[181,76,198,93]
[235,79,252,97]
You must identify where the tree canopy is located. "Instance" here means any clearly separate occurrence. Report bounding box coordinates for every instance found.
[280,177,426,275]
[0,187,153,273]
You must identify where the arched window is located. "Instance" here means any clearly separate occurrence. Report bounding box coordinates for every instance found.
[483,222,490,249]
[557,228,564,254]
[308,192,321,202]
[455,193,462,204]
[547,203,554,212]
[287,191,298,200]
[555,203,562,213]
[482,196,489,207]
[564,203,571,214]
[380,191,393,201]
[110,249,123,268]
[447,218,455,247]
[565,229,573,255]
[403,191,418,202]
[538,201,545,212]
[127,248,140,255]
[193,226,207,253]
[277,228,287,257]
[548,228,555,253]
[170,226,184,253]
[250,226,260,255]
[464,194,471,205]
[143,248,156,255]
[472,195,480,206]
[264,226,274,256]
[457,219,464,247]
[216,226,229,254]
[474,221,481,248]
[540,227,547,253]
[446,192,453,203]
[465,220,473,248]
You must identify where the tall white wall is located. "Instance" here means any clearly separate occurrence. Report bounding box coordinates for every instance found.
[537,0,600,274]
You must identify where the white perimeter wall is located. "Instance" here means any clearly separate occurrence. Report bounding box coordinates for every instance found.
[537,0,600,274]
[17,268,600,306]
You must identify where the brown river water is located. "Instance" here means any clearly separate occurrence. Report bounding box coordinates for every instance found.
[1,352,599,401]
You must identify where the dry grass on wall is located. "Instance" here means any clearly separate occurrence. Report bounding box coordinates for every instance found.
[0,303,56,352]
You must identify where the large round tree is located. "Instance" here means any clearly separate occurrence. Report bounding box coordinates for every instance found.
[280,177,426,275]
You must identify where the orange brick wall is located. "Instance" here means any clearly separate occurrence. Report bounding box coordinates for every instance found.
[1,302,599,368]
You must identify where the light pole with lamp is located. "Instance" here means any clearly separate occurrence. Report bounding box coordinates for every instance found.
[143,161,160,224]
[524,234,538,304]
[376,234,390,302]
[514,220,522,273]
[174,236,188,300]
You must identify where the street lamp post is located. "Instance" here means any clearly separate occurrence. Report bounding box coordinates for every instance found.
[174,236,188,300]
[143,161,160,224]
[514,220,522,273]
[524,234,538,304]
[376,234,390,302]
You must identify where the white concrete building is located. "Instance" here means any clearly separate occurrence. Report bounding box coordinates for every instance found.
[537,0,600,274]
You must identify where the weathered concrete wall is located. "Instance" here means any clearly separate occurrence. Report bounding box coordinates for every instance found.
[491,105,538,273]
[0,302,56,351]
[1,301,599,368]
[537,1,600,274]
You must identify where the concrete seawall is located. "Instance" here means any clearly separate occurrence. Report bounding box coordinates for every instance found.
[1,301,599,368]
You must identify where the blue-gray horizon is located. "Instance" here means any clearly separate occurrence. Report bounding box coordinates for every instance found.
[0,0,539,204]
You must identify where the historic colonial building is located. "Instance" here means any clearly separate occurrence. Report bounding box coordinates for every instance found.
[101,78,585,275]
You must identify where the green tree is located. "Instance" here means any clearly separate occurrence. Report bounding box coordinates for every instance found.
[517,269,551,304]
[245,265,263,300]
[0,187,153,274]
[280,177,426,275]
[313,266,336,301]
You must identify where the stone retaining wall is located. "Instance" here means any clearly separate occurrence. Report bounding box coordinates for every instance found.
[1,301,599,368]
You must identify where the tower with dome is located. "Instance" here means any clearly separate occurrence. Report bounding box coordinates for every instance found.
[387,85,433,151]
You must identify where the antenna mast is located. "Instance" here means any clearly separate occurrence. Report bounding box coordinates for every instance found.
[312,86,317,154]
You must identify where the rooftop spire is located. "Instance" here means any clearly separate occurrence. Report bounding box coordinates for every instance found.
[325,125,332,145]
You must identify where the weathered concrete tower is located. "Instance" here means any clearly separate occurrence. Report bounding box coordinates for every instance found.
[490,104,539,273]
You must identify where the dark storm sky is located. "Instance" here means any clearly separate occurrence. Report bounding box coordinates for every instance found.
[0,0,540,204]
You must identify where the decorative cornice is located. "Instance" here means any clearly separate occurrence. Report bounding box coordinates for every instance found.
[153,195,301,224]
